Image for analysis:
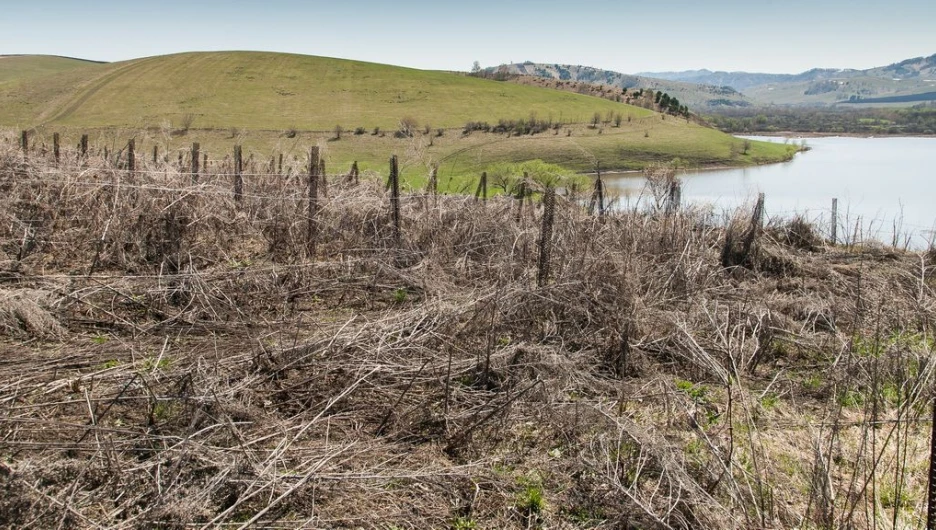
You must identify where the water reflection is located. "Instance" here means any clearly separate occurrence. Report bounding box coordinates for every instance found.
[603,136,936,248]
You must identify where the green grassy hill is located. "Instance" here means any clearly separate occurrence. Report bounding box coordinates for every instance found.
[0,51,798,177]
[0,55,103,84]
[1,51,652,130]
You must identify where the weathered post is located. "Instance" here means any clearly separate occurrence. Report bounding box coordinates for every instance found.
[53,133,60,165]
[475,172,488,202]
[80,134,88,160]
[390,155,401,245]
[830,198,838,246]
[20,130,28,155]
[928,393,936,530]
[127,139,135,173]
[349,161,359,185]
[537,187,557,287]
[307,146,320,258]
[428,165,438,196]
[191,142,200,183]
[515,173,528,223]
[233,145,243,203]
[278,153,283,175]
[319,157,327,197]
[153,145,158,165]
[589,164,605,216]
[666,179,682,216]
[203,152,208,175]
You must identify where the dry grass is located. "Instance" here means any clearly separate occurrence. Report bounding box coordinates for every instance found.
[1,132,934,529]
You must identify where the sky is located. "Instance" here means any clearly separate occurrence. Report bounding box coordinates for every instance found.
[2,0,934,74]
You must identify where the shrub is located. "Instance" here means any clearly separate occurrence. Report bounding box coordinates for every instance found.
[398,116,418,138]
[463,121,491,134]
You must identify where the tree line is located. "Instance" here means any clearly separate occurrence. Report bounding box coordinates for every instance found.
[705,105,936,135]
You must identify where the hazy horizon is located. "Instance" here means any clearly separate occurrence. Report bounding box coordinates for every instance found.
[2,0,934,75]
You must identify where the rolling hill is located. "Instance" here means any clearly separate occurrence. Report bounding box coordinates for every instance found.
[640,54,936,106]
[0,51,653,130]
[0,52,798,177]
[493,62,753,109]
[0,55,104,84]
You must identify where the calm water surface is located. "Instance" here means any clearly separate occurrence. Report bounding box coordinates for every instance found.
[604,136,936,247]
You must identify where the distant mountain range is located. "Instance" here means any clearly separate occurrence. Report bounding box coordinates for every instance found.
[498,54,936,109]
[495,62,752,110]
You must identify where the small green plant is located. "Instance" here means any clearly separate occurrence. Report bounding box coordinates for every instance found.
[880,382,901,406]
[839,388,865,408]
[517,482,545,514]
[99,359,119,369]
[880,483,911,510]
[675,378,708,404]
[759,392,780,410]
[91,334,109,345]
[142,356,171,371]
[685,437,703,458]
[451,516,477,530]
[393,288,407,304]
[152,401,176,421]
[803,373,822,391]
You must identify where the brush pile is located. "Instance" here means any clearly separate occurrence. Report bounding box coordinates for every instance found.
[1,132,934,529]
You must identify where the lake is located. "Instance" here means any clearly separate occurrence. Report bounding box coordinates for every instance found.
[604,136,936,248]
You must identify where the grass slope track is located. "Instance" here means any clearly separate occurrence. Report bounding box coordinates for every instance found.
[0,55,103,84]
[0,51,798,175]
[1,51,645,130]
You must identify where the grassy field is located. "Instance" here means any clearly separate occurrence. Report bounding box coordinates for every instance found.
[0,54,101,84]
[1,52,799,180]
[16,122,798,189]
[0,51,649,130]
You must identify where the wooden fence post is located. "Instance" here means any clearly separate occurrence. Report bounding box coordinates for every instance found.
[390,155,401,245]
[127,139,135,173]
[666,179,682,216]
[537,187,557,287]
[830,198,838,246]
[428,165,438,196]
[153,145,158,165]
[307,146,320,258]
[191,142,200,183]
[515,174,528,223]
[349,161,359,185]
[80,134,88,160]
[20,130,28,155]
[928,392,936,530]
[475,172,488,202]
[278,153,283,175]
[320,157,328,197]
[233,145,243,203]
[53,133,60,165]
[589,164,604,216]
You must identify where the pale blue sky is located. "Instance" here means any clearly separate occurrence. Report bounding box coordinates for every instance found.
[2,0,933,74]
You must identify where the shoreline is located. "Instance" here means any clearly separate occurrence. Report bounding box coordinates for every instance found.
[735,131,936,139]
